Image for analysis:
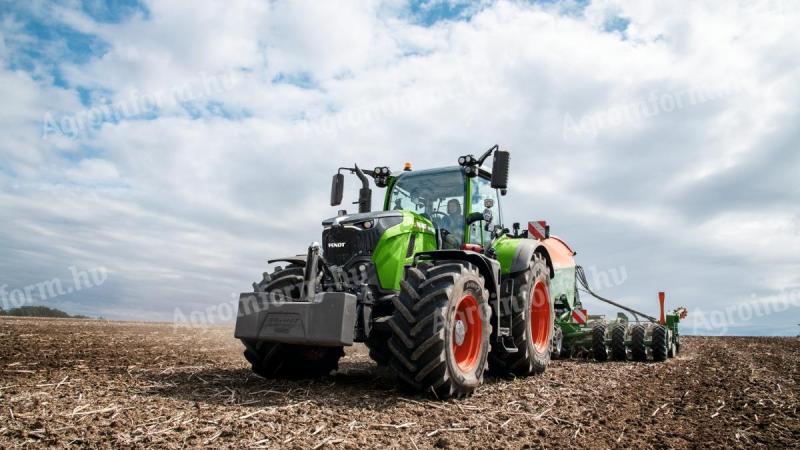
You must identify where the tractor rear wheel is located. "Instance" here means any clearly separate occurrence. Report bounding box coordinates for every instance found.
[610,323,627,361]
[630,324,647,361]
[241,265,344,378]
[652,325,669,362]
[488,254,554,376]
[591,322,608,361]
[365,330,391,366]
[387,261,491,399]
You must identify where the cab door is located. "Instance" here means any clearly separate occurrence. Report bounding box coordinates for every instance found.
[466,175,501,247]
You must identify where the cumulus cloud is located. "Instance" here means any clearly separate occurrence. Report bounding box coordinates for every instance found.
[0,0,798,334]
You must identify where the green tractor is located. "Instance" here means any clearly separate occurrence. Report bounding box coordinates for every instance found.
[234,145,683,398]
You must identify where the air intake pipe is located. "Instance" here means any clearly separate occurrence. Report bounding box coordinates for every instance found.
[354,164,372,213]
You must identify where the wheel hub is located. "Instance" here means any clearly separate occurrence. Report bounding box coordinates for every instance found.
[454,319,467,346]
[452,294,483,373]
[530,281,552,353]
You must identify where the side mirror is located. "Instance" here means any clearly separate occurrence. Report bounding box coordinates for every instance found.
[331,173,344,206]
[491,150,510,189]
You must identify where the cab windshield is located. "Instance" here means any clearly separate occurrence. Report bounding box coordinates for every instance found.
[387,168,466,243]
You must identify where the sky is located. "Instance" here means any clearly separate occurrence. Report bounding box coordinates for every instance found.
[0,0,798,336]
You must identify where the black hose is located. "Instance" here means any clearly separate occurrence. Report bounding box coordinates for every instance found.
[575,265,657,323]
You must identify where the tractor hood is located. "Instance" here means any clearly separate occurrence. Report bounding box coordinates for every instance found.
[320,210,435,271]
[321,211,406,268]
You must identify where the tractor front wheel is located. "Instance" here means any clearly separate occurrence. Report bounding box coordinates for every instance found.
[243,341,344,378]
[387,261,491,399]
[241,265,344,378]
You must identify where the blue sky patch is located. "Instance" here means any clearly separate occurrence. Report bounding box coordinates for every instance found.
[409,1,475,26]
[77,86,93,106]
[80,0,149,23]
[272,72,318,90]
[59,146,105,163]
[2,5,110,87]
[604,15,631,35]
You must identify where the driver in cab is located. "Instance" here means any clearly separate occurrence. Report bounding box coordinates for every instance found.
[440,199,463,249]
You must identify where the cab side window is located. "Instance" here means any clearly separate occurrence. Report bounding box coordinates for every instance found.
[468,176,500,246]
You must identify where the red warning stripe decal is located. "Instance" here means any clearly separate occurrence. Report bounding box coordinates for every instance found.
[528,221,547,240]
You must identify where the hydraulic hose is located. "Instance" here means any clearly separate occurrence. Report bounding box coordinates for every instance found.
[575,265,657,323]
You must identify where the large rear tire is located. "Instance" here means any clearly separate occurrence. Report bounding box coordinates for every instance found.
[387,261,491,399]
[488,254,554,376]
[241,265,344,378]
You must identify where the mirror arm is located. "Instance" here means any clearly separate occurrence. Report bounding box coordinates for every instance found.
[477,144,499,167]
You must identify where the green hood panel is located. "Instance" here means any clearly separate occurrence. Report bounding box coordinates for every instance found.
[372,210,436,290]
[490,234,518,275]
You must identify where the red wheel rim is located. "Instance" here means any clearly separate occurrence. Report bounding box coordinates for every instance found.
[452,294,482,373]
[530,281,551,353]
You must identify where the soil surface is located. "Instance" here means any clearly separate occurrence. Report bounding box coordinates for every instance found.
[1,317,798,449]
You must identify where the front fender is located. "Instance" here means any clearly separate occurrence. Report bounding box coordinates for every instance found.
[414,250,502,303]
[267,255,307,266]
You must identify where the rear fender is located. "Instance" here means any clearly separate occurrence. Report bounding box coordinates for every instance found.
[494,238,554,277]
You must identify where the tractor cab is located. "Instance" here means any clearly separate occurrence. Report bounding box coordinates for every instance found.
[384,166,504,251]
[329,145,510,254]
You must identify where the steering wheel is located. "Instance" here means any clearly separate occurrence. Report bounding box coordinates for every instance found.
[428,211,452,230]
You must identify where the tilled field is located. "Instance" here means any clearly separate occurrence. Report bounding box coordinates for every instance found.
[0,317,798,449]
